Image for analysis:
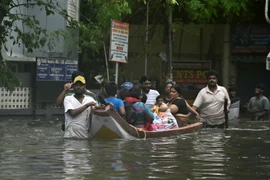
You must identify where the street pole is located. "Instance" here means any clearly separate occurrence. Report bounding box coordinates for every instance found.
[145,0,149,76]
[168,5,173,81]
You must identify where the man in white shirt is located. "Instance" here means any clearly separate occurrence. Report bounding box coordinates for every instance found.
[139,76,160,109]
[64,75,96,139]
[192,70,230,128]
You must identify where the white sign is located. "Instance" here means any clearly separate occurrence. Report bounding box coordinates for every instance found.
[109,20,129,63]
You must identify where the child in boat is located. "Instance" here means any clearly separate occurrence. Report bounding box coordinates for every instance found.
[151,95,167,114]
[104,82,126,117]
[152,95,179,130]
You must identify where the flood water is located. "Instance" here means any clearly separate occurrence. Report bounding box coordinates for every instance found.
[0,119,269,180]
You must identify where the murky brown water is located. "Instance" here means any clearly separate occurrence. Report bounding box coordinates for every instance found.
[0,119,269,180]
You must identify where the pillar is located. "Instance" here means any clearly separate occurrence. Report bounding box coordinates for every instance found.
[222,24,230,88]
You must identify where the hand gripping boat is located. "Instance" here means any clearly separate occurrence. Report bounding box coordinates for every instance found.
[90,105,203,139]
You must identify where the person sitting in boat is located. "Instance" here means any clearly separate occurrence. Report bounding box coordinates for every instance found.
[162,82,199,120]
[124,87,155,131]
[118,82,148,104]
[164,81,174,104]
[118,82,133,100]
[139,76,160,109]
[160,84,198,127]
[151,95,179,130]
[104,82,126,117]
[63,76,97,139]
[151,95,167,114]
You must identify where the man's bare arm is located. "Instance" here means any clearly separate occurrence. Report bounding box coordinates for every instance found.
[56,83,72,106]
[67,102,96,117]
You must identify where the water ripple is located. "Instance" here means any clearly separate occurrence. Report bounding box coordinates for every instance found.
[0,119,269,180]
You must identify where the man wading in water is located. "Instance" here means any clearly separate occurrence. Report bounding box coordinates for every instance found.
[63,76,96,139]
[247,84,270,121]
[192,70,231,128]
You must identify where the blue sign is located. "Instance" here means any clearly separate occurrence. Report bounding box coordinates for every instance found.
[232,24,270,53]
[36,58,78,81]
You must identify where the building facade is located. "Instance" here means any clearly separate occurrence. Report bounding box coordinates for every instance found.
[0,0,79,120]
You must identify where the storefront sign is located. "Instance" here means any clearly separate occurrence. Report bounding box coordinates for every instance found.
[36,58,78,81]
[172,61,211,91]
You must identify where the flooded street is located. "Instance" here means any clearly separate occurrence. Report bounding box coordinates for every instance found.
[0,119,269,180]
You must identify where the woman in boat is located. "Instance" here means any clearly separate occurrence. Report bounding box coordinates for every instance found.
[164,81,174,103]
[160,84,199,126]
[163,82,200,121]
[124,86,155,131]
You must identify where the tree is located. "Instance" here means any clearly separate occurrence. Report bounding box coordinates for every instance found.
[77,0,132,85]
[0,0,70,90]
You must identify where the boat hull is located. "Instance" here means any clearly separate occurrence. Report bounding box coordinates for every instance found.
[90,106,203,139]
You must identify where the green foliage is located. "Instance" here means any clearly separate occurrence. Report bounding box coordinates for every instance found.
[0,61,21,91]
[74,0,133,83]
[78,0,132,52]
[183,0,252,23]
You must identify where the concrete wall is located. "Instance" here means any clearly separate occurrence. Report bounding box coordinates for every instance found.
[24,0,79,60]
[124,24,234,85]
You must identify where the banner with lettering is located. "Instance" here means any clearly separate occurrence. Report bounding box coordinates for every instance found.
[109,20,129,63]
[171,61,211,91]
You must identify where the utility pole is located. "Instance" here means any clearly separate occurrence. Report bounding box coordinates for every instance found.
[145,0,149,76]
[168,5,173,81]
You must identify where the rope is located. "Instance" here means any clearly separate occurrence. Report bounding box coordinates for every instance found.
[129,124,147,139]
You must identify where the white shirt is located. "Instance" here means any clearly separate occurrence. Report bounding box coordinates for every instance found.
[193,85,231,125]
[64,95,96,139]
[145,89,160,109]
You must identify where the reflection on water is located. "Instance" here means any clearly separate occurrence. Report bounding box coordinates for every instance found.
[62,140,92,179]
[0,119,269,180]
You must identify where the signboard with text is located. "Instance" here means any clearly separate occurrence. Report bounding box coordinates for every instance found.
[172,61,211,91]
[109,20,129,63]
[231,24,270,53]
[36,58,78,81]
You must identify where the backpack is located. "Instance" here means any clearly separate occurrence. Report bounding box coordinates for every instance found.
[124,102,138,125]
